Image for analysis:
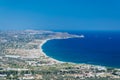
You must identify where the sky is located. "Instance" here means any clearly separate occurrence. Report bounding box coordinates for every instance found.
[0,0,120,31]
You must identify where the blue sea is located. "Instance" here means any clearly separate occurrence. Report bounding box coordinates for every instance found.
[42,31,120,68]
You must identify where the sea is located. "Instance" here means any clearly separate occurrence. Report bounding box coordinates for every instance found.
[42,31,120,68]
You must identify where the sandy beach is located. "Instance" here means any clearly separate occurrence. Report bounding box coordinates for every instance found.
[39,39,64,64]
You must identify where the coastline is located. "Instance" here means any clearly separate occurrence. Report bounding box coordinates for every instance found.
[39,38,105,67]
[38,36,83,64]
[39,39,109,70]
[39,39,64,64]
[39,38,120,69]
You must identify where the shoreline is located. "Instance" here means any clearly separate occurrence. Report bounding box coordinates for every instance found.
[39,39,64,64]
[39,38,120,69]
[39,36,83,64]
